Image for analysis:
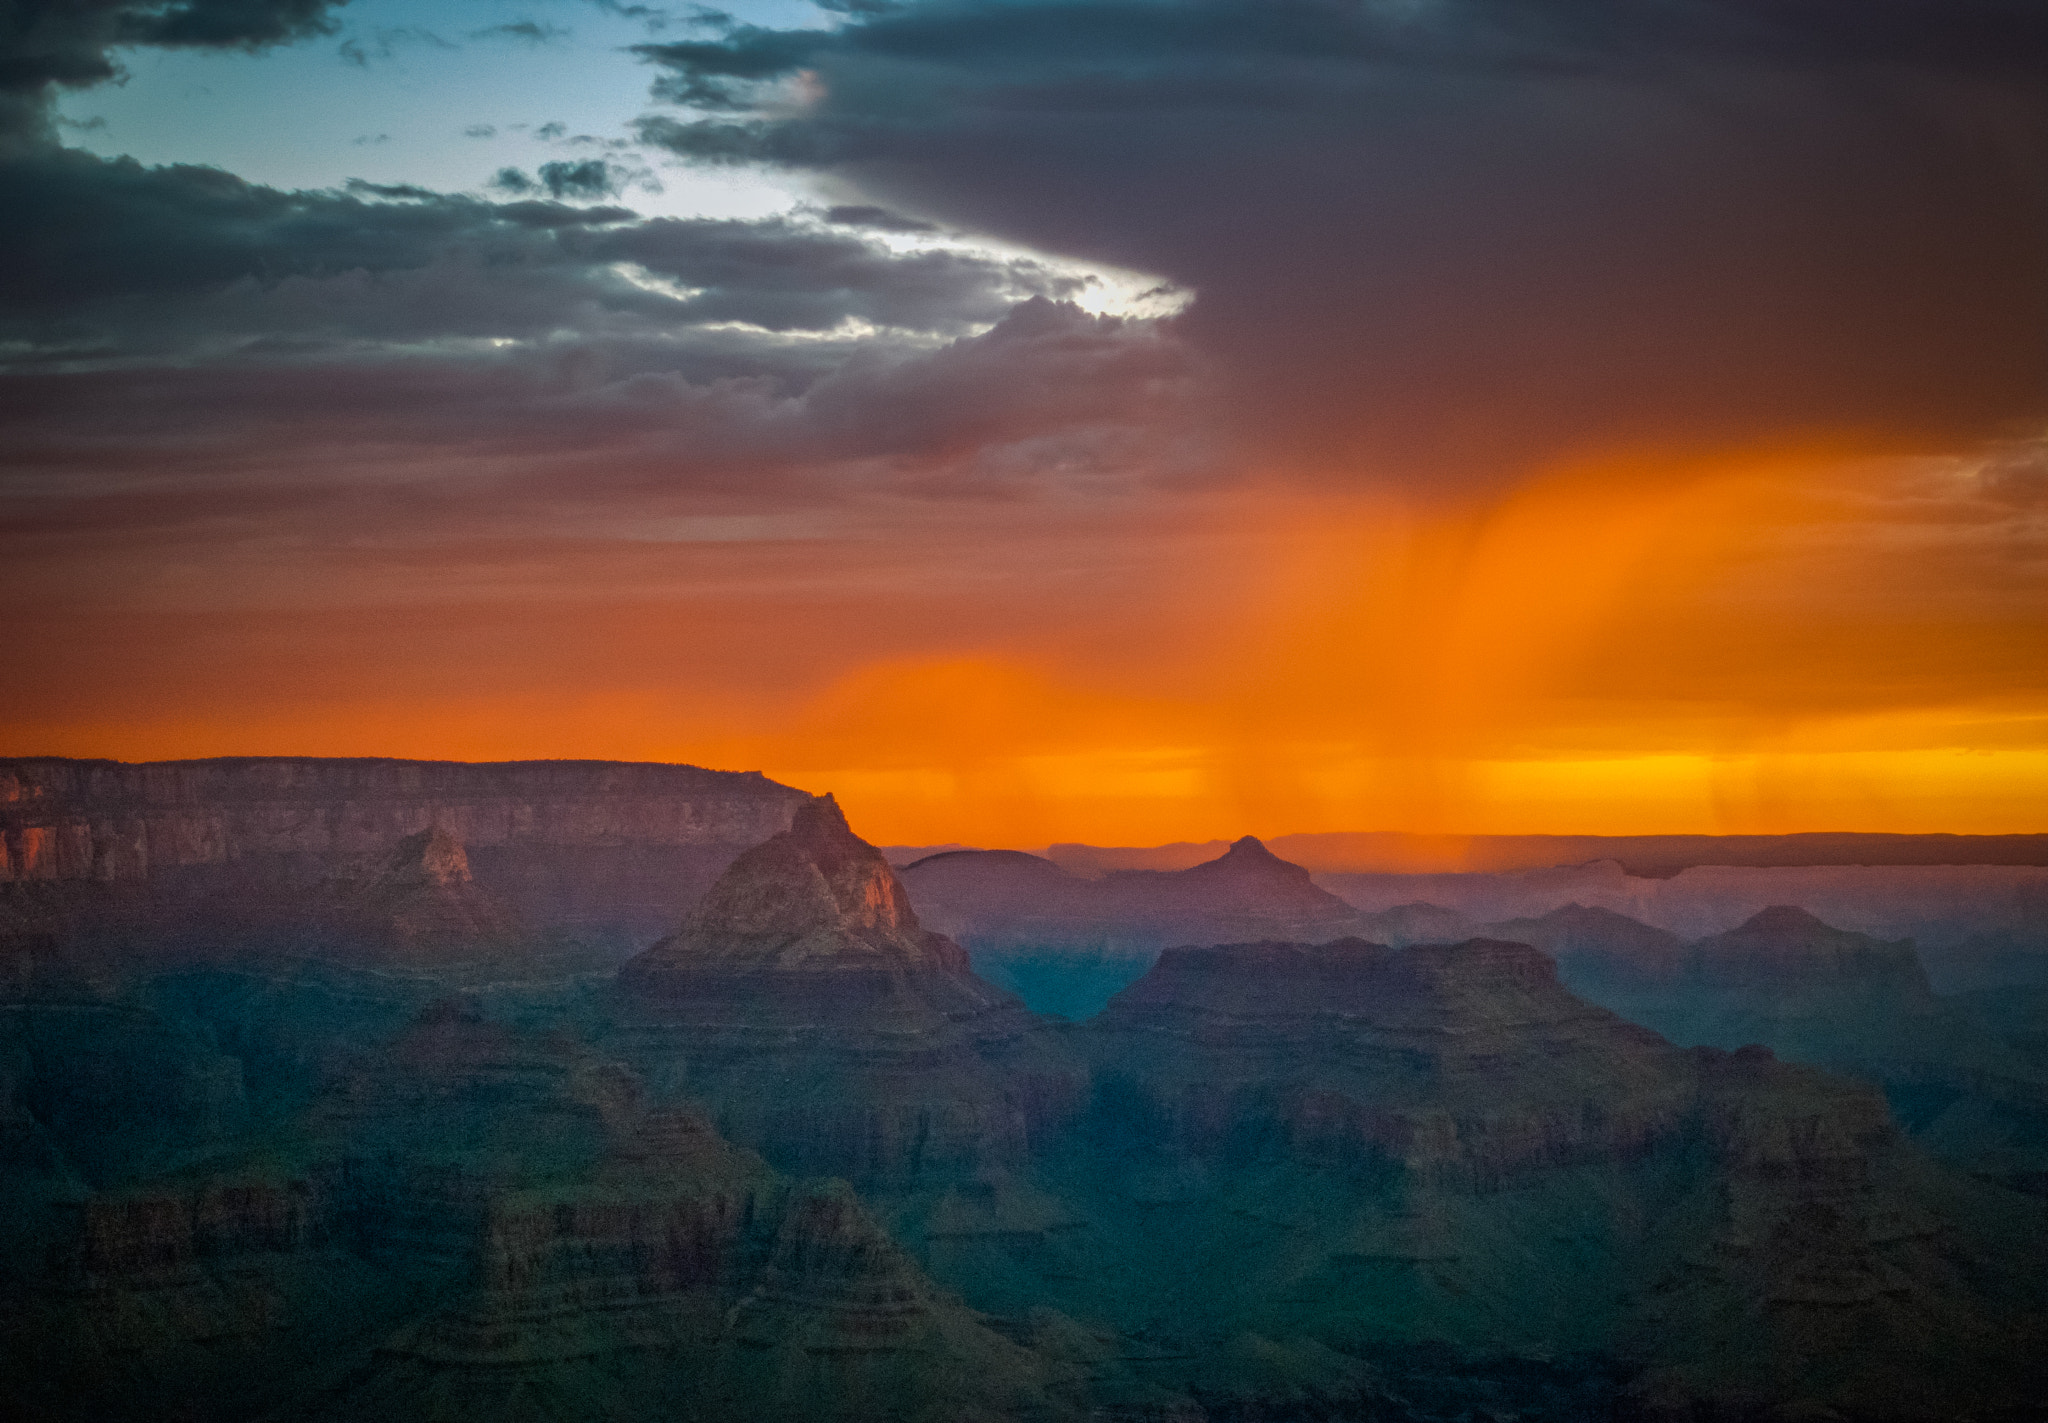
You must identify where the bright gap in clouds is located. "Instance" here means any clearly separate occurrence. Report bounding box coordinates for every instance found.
[47,0,1183,324]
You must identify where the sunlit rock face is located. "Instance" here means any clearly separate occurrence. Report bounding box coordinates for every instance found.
[614,797,1080,1188]
[624,795,968,979]
[0,756,811,951]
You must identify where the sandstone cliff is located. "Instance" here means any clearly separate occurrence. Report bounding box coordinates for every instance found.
[0,756,808,945]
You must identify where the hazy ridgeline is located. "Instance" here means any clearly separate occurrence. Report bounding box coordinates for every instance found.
[5,759,2048,1422]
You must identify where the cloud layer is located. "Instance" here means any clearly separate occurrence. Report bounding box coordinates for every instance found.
[639,0,2048,478]
[2,1,2045,841]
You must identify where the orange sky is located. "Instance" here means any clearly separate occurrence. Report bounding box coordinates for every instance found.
[8,436,2044,846]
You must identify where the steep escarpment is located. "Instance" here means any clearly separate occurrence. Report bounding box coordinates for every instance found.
[613,797,1078,1187]
[0,756,809,945]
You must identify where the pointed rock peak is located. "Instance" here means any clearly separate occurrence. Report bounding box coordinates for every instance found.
[1733,904,1838,936]
[790,791,853,841]
[623,790,970,977]
[385,824,471,887]
[1187,833,1312,883]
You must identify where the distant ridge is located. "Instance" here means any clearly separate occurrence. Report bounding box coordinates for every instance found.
[1048,830,2048,878]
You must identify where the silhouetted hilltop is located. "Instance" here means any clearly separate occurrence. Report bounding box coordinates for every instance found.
[901,835,1368,1017]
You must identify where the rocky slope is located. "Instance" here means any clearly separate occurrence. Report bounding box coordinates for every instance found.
[612,796,1078,1188]
[333,826,526,957]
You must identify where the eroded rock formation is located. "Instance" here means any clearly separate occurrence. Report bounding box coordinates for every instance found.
[614,796,1078,1188]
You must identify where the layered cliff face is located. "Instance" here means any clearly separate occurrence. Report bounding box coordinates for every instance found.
[0,756,809,946]
[319,1113,1073,1423]
[7,1001,1080,1423]
[613,797,1078,1188]
[312,826,528,961]
[9,773,2048,1420]
[985,935,2048,1418]
[625,795,966,977]
[1076,936,1696,1186]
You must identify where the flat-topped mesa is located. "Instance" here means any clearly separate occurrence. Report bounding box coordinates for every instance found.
[1105,934,1629,1041]
[621,794,969,984]
[1086,935,1700,1185]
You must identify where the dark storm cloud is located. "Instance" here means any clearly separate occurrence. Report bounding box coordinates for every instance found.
[542,158,628,200]
[0,0,350,136]
[637,0,2048,478]
[0,145,1096,360]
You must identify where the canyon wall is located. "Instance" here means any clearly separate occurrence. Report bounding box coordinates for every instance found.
[0,757,811,942]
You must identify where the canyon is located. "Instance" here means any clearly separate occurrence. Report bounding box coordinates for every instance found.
[4,758,2047,1421]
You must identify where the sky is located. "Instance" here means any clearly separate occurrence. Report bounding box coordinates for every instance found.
[3,0,2046,847]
